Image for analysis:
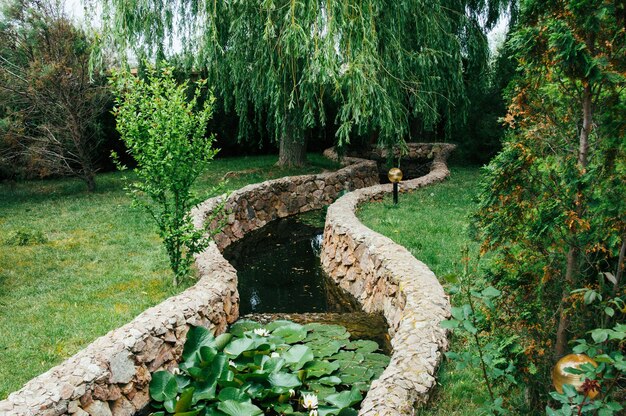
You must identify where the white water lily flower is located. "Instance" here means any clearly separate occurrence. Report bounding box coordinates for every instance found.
[289,389,296,398]
[309,410,318,416]
[229,360,236,367]
[302,393,318,409]
[271,352,280,358]
[253,328,270,337]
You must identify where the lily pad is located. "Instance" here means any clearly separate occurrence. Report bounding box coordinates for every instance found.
[272,323,307,343]
[217,399,264,416]
[282,344,314,370]
[345,340,379,354]
[303,360,340,378]
[228,320,262,337]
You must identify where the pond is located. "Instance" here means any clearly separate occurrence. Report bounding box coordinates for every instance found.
[223,210,359,315]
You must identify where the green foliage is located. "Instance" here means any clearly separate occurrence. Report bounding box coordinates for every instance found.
[0,155,337,399]
[3,229,47,246]
[149,322,389,415]
[97,0,509,164]
[0,0,110,190]
[441,254,522,415]
[112,65,219,286]
[473,0,626,406]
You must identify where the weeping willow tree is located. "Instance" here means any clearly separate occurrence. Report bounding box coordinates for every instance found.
[96,0,509,166]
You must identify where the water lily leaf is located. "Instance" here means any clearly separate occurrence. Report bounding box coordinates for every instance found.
[265,320,297,331]
[282,344,314,370]
[303,360,340,378]
[224,338,256,357]
[317,376,342,386]
[242,382,266,399]
[305,383,338,400]
[351,381,371,392]
[272,323,307,343]
[270,403,294,414]
[338,364,373,384]
[305,324,350,342]
[174,387,194,413]
[229,320,262,337]
[183,326,215,362]
[200,346,218,364]
[262,356,286,373]
[204,405,228,416]
[363,352,390,366]
[218,387,249,402]
[330,351,364,363]
[325,388,362,409]
[268,372,302,389]
[213,333,233,351]
[338,408,359,416]
[217,399,263,416]
[345,340,379,354]
[149,370,178,402]
[191,379,217,403]
[317,405,341,416]
[307,340,346,358]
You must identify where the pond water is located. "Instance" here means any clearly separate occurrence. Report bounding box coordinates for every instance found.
[223,210,359,315]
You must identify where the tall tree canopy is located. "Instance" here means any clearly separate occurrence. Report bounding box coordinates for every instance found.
[97,0,509,166]
[474,0,625,404]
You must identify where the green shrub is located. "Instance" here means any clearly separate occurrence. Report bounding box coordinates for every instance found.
[112,65,219,286]
[148,321,389,415]
[4,229,47,246]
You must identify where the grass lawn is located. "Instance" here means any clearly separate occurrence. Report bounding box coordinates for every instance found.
[0,153,337,399]
[358,166,511,415]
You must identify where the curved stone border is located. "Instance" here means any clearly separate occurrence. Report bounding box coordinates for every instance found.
[321,150,452,414]
[0,158,379,416]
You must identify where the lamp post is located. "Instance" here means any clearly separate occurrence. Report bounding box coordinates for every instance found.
[388,168,403,205]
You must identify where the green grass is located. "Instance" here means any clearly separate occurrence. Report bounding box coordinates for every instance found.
[0,153,337,399]
[358,166,501,415]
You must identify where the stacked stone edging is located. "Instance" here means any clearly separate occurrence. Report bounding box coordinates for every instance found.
[321,151,452,414]
[194,159,379,250]
[0,157,379,416]
[0,243,238,416]
[329,143,456,180]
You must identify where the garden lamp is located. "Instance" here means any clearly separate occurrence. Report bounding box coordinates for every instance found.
[388,168,403,205]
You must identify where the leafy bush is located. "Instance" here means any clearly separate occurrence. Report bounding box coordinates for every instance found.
[4,229,47,246]
[148,321,390,416]
[112,65,219,286]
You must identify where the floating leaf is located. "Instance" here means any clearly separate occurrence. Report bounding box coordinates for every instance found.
[268,372,302,389]
[272,323,307,343]
[325,388,362,409]
[217,399,264,416]
[303,360,340,378]
[224,338,256,357]
[345,340,379,354]
[149,371,178,402]
[282,344,314,370]
[229,320,262,337]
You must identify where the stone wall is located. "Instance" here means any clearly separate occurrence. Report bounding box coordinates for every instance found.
[0,157,379,416]
[0,244,239,416]
[321,154,452,415]
[334,142,456,181]
[195,159,379,250]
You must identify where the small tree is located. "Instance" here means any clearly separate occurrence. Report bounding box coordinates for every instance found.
[112,66,218,286]
[0,0,110,190]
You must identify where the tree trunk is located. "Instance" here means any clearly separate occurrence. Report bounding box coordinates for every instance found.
[555,246,578,357]
[84,171,96,193]
[554,82,593,357]
[277,129,307,167]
